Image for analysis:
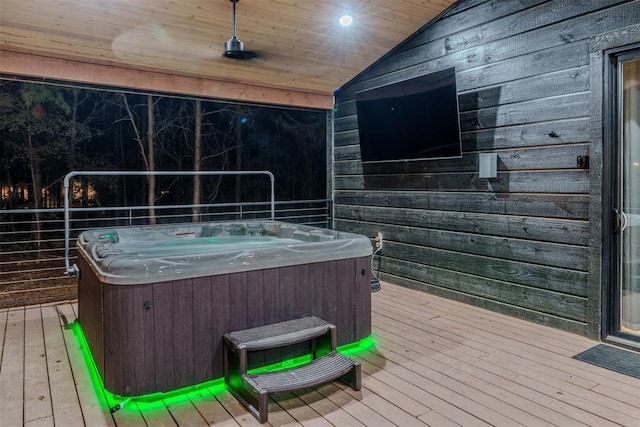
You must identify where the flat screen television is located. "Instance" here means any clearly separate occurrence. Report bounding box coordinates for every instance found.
[355,67,462,163]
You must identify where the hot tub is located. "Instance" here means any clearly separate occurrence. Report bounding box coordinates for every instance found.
[76,221,372,396]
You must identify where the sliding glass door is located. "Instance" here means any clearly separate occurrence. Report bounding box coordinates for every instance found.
[613,52,640,342]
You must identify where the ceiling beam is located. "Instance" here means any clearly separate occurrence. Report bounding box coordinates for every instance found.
[0,50,334,109]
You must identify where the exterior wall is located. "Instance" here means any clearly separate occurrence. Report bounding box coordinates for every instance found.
[333,0,640,338]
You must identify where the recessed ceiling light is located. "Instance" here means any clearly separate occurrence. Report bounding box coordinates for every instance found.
[339,15,353,26]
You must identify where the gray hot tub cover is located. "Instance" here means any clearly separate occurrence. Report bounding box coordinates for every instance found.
[77,220,373,285]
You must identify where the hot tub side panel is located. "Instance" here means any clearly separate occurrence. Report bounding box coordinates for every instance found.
[150,278,194,393]
[354,256,373,340]
[103,282,156,396]
[77,254,105,382]
[80,255,371,396]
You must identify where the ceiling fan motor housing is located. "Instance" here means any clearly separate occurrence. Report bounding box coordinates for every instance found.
[225,36,244,53]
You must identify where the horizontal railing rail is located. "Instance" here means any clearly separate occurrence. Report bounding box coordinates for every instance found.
[0,198,332,308]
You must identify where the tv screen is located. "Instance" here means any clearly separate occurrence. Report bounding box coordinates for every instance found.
[355,67,462,163]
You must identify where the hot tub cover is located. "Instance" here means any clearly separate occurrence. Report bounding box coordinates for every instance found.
[77,221,373,285]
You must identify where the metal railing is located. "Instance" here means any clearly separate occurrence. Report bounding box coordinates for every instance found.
[0,198,331,308]
[63,170,276,275]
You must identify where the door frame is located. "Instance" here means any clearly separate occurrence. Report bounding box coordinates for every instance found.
[600,41,640,350]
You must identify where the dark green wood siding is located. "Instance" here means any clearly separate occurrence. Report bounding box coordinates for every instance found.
[333,0,640,337]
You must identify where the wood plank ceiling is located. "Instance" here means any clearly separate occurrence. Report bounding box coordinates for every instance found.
[0,0,455,108]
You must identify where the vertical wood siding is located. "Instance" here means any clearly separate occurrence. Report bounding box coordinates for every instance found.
[333,0,640,336]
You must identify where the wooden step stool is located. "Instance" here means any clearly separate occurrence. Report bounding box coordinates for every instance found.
[223,316,361,423]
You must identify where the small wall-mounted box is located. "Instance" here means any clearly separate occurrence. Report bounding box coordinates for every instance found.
[479,153,498,178]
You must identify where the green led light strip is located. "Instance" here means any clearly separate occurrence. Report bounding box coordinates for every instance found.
[71,321,374,412]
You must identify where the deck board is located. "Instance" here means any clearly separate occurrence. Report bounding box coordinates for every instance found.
[164,395,209,427]
[293,388,365,426]
[41,305,85,427]
[214,389,269,426]
[333,380,429,427]
[23,416,54,427]
[59,303,115,427]
[371,298,626,426]
[0,309,7,362]
[371,327,606,427]
[315,382,397,427]
[188,388,241,426]
[376,295,640,423]
[270,392,332,427]
[135,401,178,427]
[23,307,53,424]
[0,309,25,427]
[2,282,640,426]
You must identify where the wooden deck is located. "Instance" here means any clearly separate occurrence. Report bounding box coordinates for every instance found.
[1,281,640,426]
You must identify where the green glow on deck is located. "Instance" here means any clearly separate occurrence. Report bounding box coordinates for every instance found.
[71,321,374,411]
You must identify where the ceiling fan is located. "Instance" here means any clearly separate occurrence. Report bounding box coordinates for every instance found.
[223,0,258,59]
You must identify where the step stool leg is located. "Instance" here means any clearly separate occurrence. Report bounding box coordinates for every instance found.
[352,361,362,391]
[340,360,362,391]
[258,390,269,423]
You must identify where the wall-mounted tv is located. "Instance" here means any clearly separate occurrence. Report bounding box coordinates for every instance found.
[355,67,462,163]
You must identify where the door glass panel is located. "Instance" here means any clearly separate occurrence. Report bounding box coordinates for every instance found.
[621,58,640,336]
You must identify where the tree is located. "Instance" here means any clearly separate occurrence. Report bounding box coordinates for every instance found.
[229,105,256,204]
[272,111,326,199]
[193,99,202,222]
[1,80,328,229]
[119,93,160,223]
[147,95,156,224]
[0,82,94,247]
[178,101,241,208]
